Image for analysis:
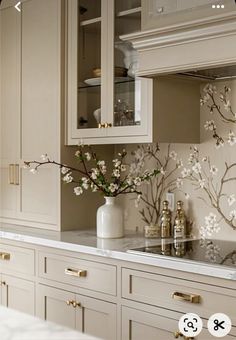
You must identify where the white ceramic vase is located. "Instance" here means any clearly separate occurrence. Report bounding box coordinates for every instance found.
[96,197,124,238]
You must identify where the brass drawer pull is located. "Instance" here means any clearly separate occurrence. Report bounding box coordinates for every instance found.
[172,292,200,304]
[8,164,19,185]
[0,281,6,286]
[65,268,87,277]
[98,123,105,128]
[0,252,10,260]
[104,122,112,128]
[66,300,73,306]
[72,301,81,308]
[174,331,194,339]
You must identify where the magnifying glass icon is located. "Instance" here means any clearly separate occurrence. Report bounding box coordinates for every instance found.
[187,321,194,329]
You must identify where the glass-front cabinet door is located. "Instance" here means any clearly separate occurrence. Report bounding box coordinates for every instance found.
[66,0,153,145]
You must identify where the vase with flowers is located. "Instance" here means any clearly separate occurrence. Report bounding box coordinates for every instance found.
[24,144,159,238]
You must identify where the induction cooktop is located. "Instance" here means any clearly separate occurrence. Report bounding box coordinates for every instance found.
[128,239,236,268]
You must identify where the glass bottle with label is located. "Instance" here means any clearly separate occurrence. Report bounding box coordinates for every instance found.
[173,201,186,239]
[160,200,172,238]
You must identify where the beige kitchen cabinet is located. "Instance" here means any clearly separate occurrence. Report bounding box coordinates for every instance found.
[37,284,117,340]
[0,0,103,231]
[1,274,35,315]
[141,0,236,30]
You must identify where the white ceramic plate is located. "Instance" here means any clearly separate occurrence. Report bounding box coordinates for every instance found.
[84,77,132,86]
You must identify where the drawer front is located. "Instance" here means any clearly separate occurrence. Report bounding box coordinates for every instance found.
[0,243,35,276]
[38,252,117,296]
[122,268,236,331]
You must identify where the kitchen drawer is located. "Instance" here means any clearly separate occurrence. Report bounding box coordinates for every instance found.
[122,268,236,330]
[38,252,117,296]
[0,243,35,276]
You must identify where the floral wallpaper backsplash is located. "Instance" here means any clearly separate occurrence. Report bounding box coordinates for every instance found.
[122,79,236,241]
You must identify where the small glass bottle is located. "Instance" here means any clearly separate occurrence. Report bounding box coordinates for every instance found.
[173,201,186,239]
[160,200,172,238]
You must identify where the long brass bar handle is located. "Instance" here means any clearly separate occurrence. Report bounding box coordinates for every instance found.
[65,268,87,277]
[172,292,200,304]
[8,164,15,184]
[14,164,19,185]
[0,252,10,260]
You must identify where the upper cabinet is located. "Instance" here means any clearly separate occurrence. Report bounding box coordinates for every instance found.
[66,0,153,145]
[142,0,236,31]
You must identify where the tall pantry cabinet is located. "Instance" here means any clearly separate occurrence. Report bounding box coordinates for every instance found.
[0,0,102,231]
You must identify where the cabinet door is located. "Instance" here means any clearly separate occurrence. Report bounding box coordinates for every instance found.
[19,0,60,226]
[36,284,76,329]
[1,274,35,315]
[76,294,117,340]
[0,3,21,219]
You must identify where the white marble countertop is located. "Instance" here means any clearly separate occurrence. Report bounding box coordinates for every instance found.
[0,306,100,340]
[1,223,236,282]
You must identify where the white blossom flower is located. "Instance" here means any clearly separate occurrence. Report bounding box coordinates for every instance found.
[215,140,224,149]
[205,243,221,262]
[120,164,126,172]
[228,194,236,207]
[112,159,121,168]
[90,183,98,192]
[169,151,177,160]
[84,152,91,161]
[160,167,166,175]
[134,194,141,208]
[75,150,81,157]
[200,94,210,106]
[30,168,37,174]
[227,131,236,146]
[91,168,100,180]
[188,153,195,164]
[198,179,206,189]
[204,120,216,131]
[176,159,183,168]
[176,178,183,188]
[203,83,216,95]
[210,165,218,175]
[81,177,90,190]
[224,99,231,111]
[192,162,201,174]
[200,212,220,238]
[185,193,190,200]
[134,177,142,186]
[61,166,69,175]
[229,210,236,220]
[97,160,106,174]
[109,183,119,193]
[112,169,120,178]
[181,168,191,178]
[63,172,73,183]
[202,156,207,162]
[23,163,30,169]
[126,177,133,186]
[40,154,48,161]
[74,186,83,196]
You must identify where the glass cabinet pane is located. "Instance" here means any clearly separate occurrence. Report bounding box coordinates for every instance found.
[113,0,141,128]
[77,0,101,130]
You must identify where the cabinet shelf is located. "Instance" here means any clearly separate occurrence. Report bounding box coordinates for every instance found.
[80,17,101,27]
[78,77,134,89]
[116,7,141,17]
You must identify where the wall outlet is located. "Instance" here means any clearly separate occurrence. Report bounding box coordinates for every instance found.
[166,192,175,211]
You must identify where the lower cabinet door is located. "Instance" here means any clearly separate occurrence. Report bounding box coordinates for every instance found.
[37,284,117,339]
[36,284,77,329]
[1,274,35,315]
[121,306,234,340]
[76,294,117,340]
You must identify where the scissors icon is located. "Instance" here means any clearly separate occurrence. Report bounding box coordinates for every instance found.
[214,319,225,331]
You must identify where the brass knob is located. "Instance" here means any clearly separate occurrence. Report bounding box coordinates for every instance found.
[174,332,194,339]
[66,300,73,306]
[0,281,6,286]
[72,301,81,308]
[104,122,112,128]
[98,123,105,128]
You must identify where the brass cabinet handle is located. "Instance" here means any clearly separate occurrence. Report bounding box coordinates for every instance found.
[8,164,19,185]
[0,252,10,260]
[72,301,81,308]
[98,123,105,128]
[66,300,73,306]
[174,332,194,339]
[104,122,112,128]
[172,292,200,304]
[0,281,6,286]
[65,268,87,277]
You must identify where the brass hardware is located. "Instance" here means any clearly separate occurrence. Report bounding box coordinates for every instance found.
[174,332,194,339]
[65,268,87,278]
[172,292,200,304]
[98,123,106,128]
[0,281,6,286]
[66,300,73,306]
[104,122,112,128]
[8,164,19,185]
[72,301,81,308]
[0,252,10,260]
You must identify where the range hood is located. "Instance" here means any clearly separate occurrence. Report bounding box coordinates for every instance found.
[121,12,236,78]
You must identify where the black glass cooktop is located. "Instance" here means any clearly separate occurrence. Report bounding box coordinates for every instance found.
[128,239,236,268]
